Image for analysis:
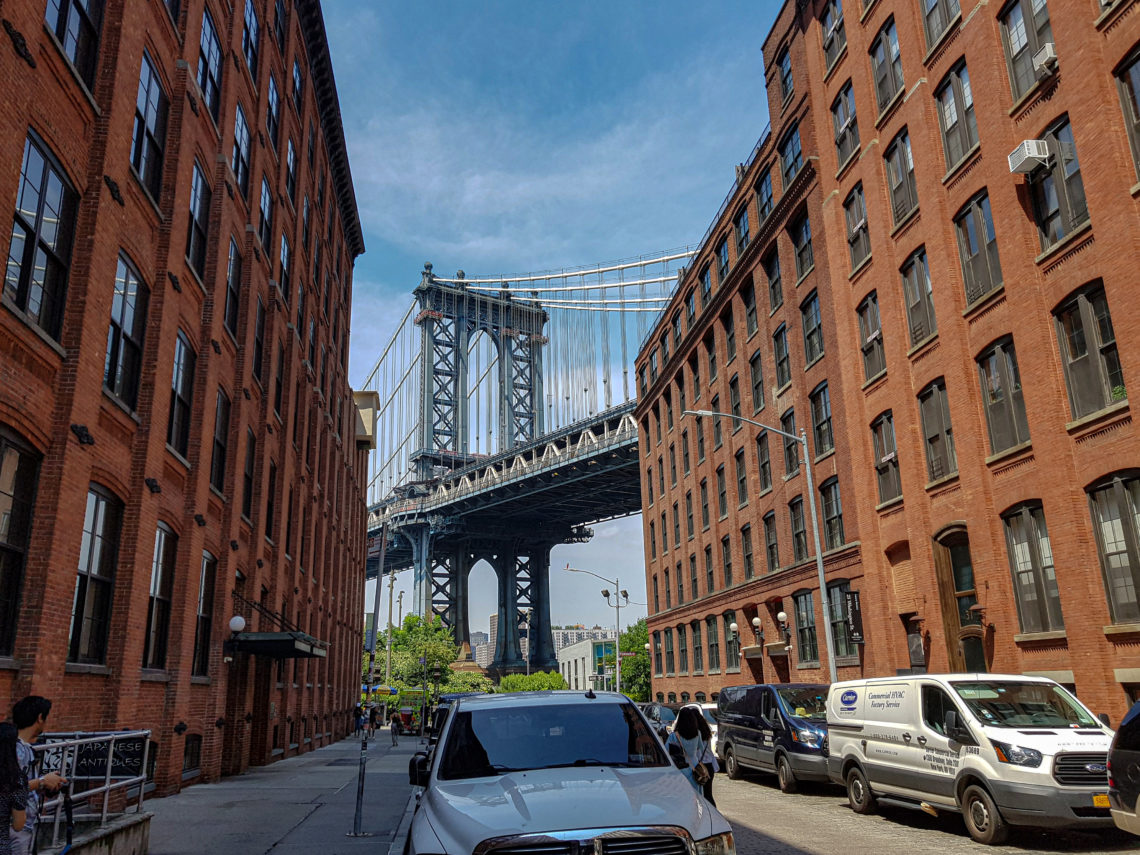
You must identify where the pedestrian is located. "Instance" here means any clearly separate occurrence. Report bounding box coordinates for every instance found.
[354,704,364,736]
[390,711,400,746]
[368,704,379,738]
[666,706,717,806]
[11,696,66,855]
[0,723,28,855]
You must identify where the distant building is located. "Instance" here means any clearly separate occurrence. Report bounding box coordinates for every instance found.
[474,643,493,669]
[470,631,489,647]
[558,639,618,691]
[552,627,618,651]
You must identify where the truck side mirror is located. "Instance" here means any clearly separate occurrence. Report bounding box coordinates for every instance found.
[944,710,976,745]
[668,741,688,770]
[1098,712,1111,728]
[409,751,431,787]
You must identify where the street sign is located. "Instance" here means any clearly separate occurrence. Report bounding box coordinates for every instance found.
[418,656,426,664]
[844,590,864,645]
[618,651,636,658]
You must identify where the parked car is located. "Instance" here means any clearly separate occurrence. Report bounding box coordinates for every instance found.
[1109,699,1140,836]
[716,683,829,792]
[405,691,736,855]
[682,702,720,757]
[640,701,681,741]
[827,674,1115,845]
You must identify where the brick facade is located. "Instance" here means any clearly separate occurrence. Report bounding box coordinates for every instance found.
[0,0,368,794]
[636,0,1140,722]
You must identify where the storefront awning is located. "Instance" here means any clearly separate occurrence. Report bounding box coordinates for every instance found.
[225,631,328,659]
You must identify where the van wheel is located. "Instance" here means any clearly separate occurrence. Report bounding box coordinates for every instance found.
[961,784,1009,845]
[776,754,798,793]
[846,766,876,814]
[724,745,742,780]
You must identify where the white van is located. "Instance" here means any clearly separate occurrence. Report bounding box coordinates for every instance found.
[826,674,1114,845]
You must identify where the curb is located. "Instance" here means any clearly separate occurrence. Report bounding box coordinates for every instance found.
[387,789,419,855]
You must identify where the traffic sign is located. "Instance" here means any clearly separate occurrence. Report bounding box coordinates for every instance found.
[618,651,636,658]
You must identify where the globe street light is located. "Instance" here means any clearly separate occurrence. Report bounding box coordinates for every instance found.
[684,409,838,683]
[565,565,628,694]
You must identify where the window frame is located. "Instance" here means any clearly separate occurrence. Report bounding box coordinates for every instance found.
[832,81,860,166]
[1088,473,1140,623]
[45,0,104,89]
[69,486,122,665]
[1117,49,1140,180]
[791,212,814,278]
[167,331,196,457]
[1002,502,1064,633]
[0,430,40,657]
[884,129,918,224]
[131,51,169,200]
[793,589,819,664]
[810,382,834,456]
[781,409,799,476]
[999,0,1053,101]
[936,62,978,169]
[196,8,223,122]
[1029,116,1089,251]
[821,0,846,69]
[780,125,804,187]
[186,161,211,277]
[104,254,149,412]
[774,324,791,388]
[143,522,177,670]
[871,411,902,503]
[977,337,1030,453]
[954,192,1002,305]
[801,290,823,364]
[210,388,231,492]
[918,378,957,482]
[764,511,779,573]
[820,477,844,550]
[870,18,904,112]
[1053,282,1125,418]
[857,291,885,381]
[844,183,870,269]
[922,0,961,48]
[901,248,936,346]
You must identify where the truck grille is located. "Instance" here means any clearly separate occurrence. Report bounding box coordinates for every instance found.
[601,836,689,855]
[1053,753,1109,787]
[478,829,692,855]
[492,845,573,855]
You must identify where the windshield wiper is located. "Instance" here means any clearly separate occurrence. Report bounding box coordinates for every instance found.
[539,759,633,769]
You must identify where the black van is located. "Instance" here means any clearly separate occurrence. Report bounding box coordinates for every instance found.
[716,683,829,792]
[1109,699,1140,836]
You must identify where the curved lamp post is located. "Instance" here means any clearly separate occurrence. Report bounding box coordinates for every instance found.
[565,565,628,693]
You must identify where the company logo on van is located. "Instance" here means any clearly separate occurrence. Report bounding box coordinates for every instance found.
[840,690,858,706]
[1085,762,1107,774]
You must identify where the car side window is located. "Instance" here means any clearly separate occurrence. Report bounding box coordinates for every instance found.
[760,691,773,725]
[922,685,954,735]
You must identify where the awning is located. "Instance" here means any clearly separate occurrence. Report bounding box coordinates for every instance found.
[225,631,328,659]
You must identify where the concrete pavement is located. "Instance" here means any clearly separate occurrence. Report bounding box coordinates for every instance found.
[146,733,418,855]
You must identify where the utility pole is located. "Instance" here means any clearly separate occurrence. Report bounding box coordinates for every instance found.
[383,568,395,721]
[350,520,386,838]
[398,590,404,627]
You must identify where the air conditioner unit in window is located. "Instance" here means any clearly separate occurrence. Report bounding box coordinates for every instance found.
[1033,42,1058,79]
[1008,139,1050,174]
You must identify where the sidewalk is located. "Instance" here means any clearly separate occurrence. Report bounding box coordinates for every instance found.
[147,733,419,855]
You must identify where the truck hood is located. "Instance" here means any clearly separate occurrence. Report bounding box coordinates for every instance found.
[980,726,1113,754]
[419,766,724,852]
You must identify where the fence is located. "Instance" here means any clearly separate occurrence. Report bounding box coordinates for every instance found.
[32,730,151,850]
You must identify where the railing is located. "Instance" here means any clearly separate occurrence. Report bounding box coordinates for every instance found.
[33,730,151,850]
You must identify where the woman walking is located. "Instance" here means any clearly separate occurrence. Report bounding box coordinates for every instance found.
[0,723,28,855]
[666,706,718,806]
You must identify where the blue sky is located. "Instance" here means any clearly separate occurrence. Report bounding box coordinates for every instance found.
[327,1,779,634]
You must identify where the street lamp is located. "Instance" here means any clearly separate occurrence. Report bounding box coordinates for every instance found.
[565,565,628,694]
[683,409,838,683]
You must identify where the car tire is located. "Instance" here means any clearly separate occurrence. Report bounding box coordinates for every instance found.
[776,754,798,794]
[961,784,1009,845]
[846,766,876,814]
[725,745,742,780]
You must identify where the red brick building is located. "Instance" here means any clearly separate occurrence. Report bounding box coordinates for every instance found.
[0,0,369,792]
[637,0,1140,721]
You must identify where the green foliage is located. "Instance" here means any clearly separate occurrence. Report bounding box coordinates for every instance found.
[443,669,494,694]
[497,670,568,692]
[361,613,467,702]
[616,618,651,702]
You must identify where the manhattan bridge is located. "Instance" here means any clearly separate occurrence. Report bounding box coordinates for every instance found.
[363,250,693,675]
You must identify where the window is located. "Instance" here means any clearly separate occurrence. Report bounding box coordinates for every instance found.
[691,620,703,671]
[821,478,844,549]
[734,207,750,256]
[0,430,40,656]
[705,545,714,592]
[1054,283,1125,418]
[232,105,252,197]
[793,590,819,663]
[729,376,742,420]
[69,486,122,664]
[936,63,977,168]
[302,196,312,250]
[780,125,803,186]
[700,266,712,307]
[131,52,168,200]
[756,171,773,222]
[678,624,688,671]
[1003,504,1063,633]
[901,248,936,345]
[186,162,210,277]
[716,237,730,283]
[1029,117,1089,250]
[5,134,79,340]
[46,0,103,89]
[845,184,870,269]
[183,734,202,773]
[922,0,961,47]
[828,580,857,659]
[681,430,690,473]
[790,497,808,562]
[774,325,790,388]
[280,234,291,297]
[669,445,677,485]
[741,526,755,579]
[748,351,764,411]
[104,255,149,411]
[801,291,823,363]
[685,492,694,538]
[286,139,297,202]
[689,555,698,599]
[242,0,260,78]
[267,75,280,147]
[672,503,681,549]
[706,336,717,382]
[742,282,758,335]
[716,465,728,518]
[791,213,813,278]
[765,252,782,311]
[292,59,304,112]
[978,338,1029,453]
[722,612,739,669]
[1089,473,1140,622]
[885,129,918,223]
[685,290,697,325]
[711,399,723,448]
[721,536,733,588]
[259,176,273,248]
[253,297,266,381]
[810,383,833,455]
[167,332,196,456]
[196,10,223,122]
[1118,50,1140,179]
[821,0,846,68]
[919,379,957,481]
[857,292,885,380]
[832,82,859,165]
[652,630,661,673]
[223,238,241,336]
[664,628,675,672]
[781,409,799,476]
[723,311,737,361]
[265,461,278,539]
[707,616,721,671]
[649,350,659,384]
[1000,0,1053,101]
[690,355,700,401]
[649,521,656,559]
[870,19,904,111]
[778,48,793,102]
[143,523,176,669]
[871,411,901,503]
[757,433,772,492]
[764,512,779,573]
[210,389,230,492]
[696,419,706,461]
[955,192,1002,304]
[735,449,748,505]
[242,429,256,520]
[671,314,682,348]
[274,0,287,50]
[661,512,668,555]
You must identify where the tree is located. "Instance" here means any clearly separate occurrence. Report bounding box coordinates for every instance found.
[615,618,650,701]
[498,671,568,692]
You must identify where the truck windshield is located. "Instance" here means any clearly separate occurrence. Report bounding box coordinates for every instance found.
[952,681,1099,729]
[777,687,828,722]
[438,702,670,780]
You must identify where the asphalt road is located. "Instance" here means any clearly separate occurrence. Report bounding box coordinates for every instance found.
[712,769,1139,855]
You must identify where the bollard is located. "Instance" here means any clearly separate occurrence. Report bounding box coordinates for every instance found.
[346,730,373,837]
